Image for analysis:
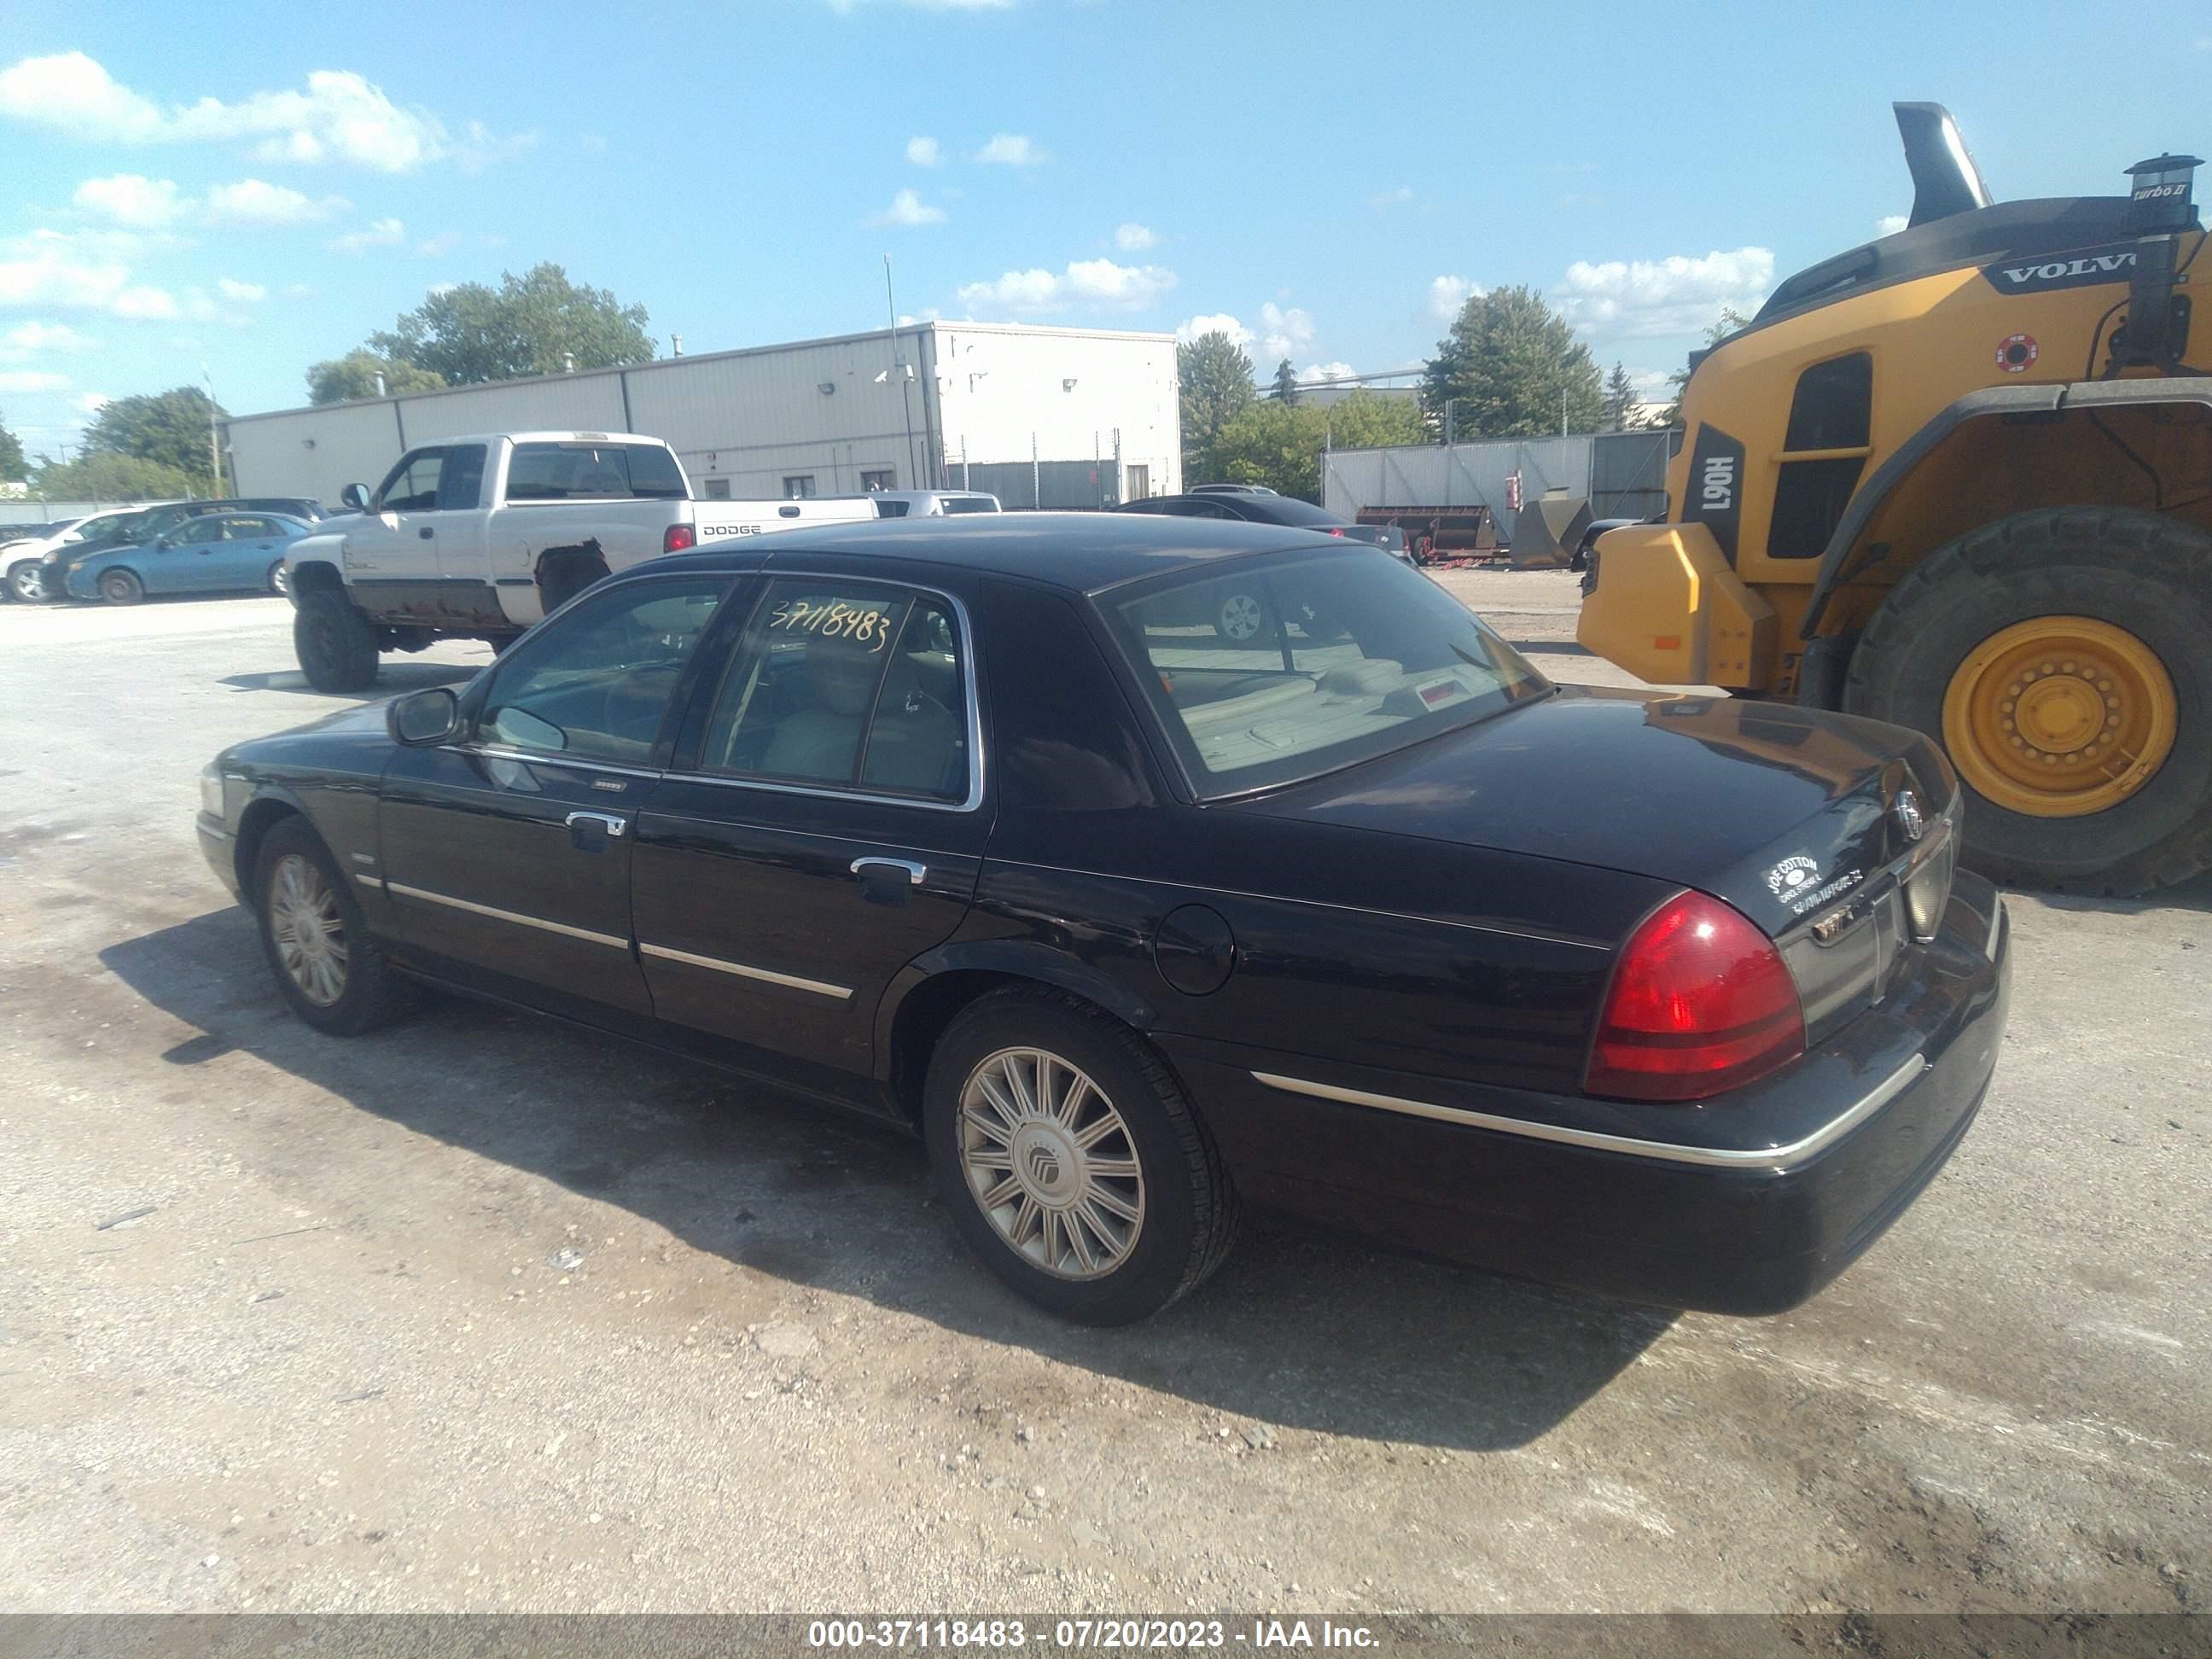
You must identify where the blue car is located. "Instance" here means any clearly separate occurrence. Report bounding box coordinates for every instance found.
[64,512,316,605]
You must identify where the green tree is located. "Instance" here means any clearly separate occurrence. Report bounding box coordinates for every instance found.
[83,386,226,490]
[369,263,655,387]
[306,349,448,405]
[1604,362,1638,431]
[29,451,203,500]
[1420,285,1604,439]
[0,411,25,482]
[1177,330,1256,484]
[1660,306,1750,428]
[1212,390,1428,502]
[1271,358,1301,405]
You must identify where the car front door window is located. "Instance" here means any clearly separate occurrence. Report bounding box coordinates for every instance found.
[479,579,729,765]
[376,451,445,513]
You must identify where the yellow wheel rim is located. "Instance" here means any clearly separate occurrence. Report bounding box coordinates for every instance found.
[1941,615,2177,818]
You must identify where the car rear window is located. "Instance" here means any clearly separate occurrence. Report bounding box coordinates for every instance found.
[505,442,687,502]
[940,496,998,514]
[1101,550,1551,796]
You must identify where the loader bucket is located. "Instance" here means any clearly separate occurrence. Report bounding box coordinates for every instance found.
[1508,494,1592,570]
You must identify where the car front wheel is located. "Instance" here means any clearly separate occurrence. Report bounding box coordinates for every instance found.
[253,816,406,1035]
[99,569,144,606]
[7,562,47,602]
[923,988,1238,1324]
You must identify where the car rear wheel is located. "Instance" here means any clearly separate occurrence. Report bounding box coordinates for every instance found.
[98,568,144,606]
[923,988,1238,1324]
[294,590,380,693]
[253,817,408,1036]
[1845,506,2212,894]
[268,560,291,597]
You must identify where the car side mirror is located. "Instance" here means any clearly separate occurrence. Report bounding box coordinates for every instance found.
[388,687,461,747]
[340,482,370,511]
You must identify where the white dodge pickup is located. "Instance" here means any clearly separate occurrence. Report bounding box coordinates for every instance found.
[286,431,879,691]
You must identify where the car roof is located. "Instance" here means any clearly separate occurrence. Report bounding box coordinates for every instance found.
[644,509,1353,593]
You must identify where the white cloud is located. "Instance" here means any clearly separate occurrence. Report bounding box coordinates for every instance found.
[216,276,266,302]
[905,136,942,166]
[970,133,1047,166]
[1113,223,1156,252]
[0,229,176,318]
[870,188,946,228]
[1,320,91,357]
[0,51,459,172]
[1368,186,1414,208]
[1553,246,1775,339]
[1301,361,1356,383]
[205,178,346,227]
[328,216,405,255]
[73,173,190,228]
[958,257,1175,315]
[1876,213,1908,237]
[1428,274,1480,323]
[1257,300,1315,362]
[416,231,463,257]
[453,120,539,174]
[1175,312,1251,346]
[73,391,109,414]
[0,370,69,393]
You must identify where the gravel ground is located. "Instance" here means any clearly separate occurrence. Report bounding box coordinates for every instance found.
[0,585,2205,1615]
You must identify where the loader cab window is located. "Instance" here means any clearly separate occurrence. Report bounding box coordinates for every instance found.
[1770,353,1872,559]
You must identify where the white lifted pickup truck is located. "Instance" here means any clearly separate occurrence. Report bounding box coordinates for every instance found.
[285,431,880,691]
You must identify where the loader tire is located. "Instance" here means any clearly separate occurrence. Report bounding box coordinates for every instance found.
[1843,507,2212,896]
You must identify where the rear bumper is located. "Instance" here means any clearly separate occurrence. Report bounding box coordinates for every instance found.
[1167,874,2011,1315]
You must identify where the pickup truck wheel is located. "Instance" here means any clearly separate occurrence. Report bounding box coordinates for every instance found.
[294,591,380,693]
[538,553,609,614]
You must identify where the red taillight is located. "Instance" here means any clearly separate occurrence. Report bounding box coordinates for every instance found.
[663,522,697,554]
[1586,891,1804,1102]
[1328,527,1345,536]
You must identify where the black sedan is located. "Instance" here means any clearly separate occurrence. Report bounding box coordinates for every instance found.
[197,516,2011,1324]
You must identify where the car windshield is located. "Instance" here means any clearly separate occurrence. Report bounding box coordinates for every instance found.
[1102,550,1551,797]
[1248,497,1345,527]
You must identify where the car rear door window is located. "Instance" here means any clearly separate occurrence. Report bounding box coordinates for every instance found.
[698,578,971,802]
[477,578,729,764]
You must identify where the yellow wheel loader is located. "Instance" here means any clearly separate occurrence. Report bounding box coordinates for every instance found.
[1579,104,2210,895]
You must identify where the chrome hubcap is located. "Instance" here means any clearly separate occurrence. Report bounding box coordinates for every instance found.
[269,853,347,1006]
[10,568,42,601]
[1219,593,1264,640]
[272,565,290,596]
[958,1046,1144,1281]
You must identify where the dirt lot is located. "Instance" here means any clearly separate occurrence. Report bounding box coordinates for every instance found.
[1,574,2206,1615]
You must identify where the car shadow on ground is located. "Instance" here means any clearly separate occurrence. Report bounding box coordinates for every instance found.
[219,663,485,699]
[102,909,1677,1453]
[2017,867,2212,918]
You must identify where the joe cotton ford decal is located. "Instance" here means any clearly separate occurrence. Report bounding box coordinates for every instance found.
[1766,853,1866,917]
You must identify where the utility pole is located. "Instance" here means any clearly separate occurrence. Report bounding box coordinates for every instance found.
[1560,383,1568,438]
[203,367,223,496]
[885,254,918,487]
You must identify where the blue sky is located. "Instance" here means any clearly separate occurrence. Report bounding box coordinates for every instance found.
[3,0,2207,463]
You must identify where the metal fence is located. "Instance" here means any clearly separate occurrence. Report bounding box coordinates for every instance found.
[1322,430,1674,544]
[0,498,181,528]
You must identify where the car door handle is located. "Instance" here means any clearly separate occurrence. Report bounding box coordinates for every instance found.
[851,857,926,885]
[418,527,434,539]
[565,811,628,838]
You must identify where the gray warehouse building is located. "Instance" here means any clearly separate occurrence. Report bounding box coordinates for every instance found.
[224,321,1182,509]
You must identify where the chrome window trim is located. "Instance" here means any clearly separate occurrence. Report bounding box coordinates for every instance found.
[385,881,629,952]
[451,744,666,781]
[670,569,987,815]
[984,857,1611,952]
[638,941,853,1001]
[1250,1052,1929,1170]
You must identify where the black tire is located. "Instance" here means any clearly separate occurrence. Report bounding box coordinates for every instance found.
[294,590,380,693]
[252,816,408,1036]
[538,551,610,615]
[8,560,49,603]
[98,568,144,606]
[923,987,1239,1325]
[268,560,291,597]
[1844,507,2212,895]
